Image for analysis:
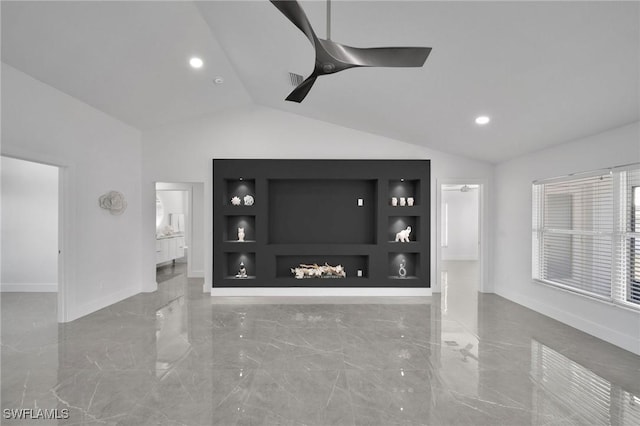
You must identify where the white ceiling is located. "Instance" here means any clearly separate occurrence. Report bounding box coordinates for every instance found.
[2,1,639,163]
[1,1,252,130]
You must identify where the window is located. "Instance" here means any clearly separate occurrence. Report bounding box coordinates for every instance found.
[631,186,640,302]
[532,165,640,310]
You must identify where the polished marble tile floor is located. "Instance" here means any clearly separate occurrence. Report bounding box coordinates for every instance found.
[1,269,639,425]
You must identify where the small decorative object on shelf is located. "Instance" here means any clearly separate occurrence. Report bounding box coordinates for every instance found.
[237,227,245,242]
[243,195,254,206]
[395,226,412,242]
[231,196,242,206]
[407,197,414,206]
[398,260,407,278]
[291,263,346,279]
[235,261,248,278]
[400,197,407,206]
[391,197,398,206]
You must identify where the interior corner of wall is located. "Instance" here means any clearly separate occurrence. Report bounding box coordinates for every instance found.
[142,281,158,293]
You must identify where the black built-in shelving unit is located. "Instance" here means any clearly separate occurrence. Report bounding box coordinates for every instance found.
[213,159,430,288]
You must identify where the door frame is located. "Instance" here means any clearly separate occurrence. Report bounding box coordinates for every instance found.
[1,153,71,323]
[155,182,204,280]
[435,178,489,293]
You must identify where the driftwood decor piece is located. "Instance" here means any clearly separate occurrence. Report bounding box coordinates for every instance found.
[99,191,127,215]
[291,263,346,279]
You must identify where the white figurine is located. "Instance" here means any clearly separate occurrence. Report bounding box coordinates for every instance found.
[391,197,398,206]
[243,195,254,206]
[407,197,414,206]
[231,196,241,206]
[395,226,412,242]
[235,262,248,278]
[238,227,245,242]
[400,197,406,206]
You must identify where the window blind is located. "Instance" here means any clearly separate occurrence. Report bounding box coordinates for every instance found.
[532,164,640,309]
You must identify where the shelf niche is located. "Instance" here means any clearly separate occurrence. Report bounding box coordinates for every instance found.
[224,215,256,242]
[388,216,420,242]
[389,179,420,206]
[268,179,376,244]
[277,255,368,279]
[225,252,256,279]
[388,252,420,279]
[224,179,255,206]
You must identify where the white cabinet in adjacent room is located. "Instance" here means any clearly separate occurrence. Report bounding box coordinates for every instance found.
[175,236,185,259]
[156,235,185,265]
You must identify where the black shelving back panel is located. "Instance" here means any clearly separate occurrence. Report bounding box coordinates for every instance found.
[269,179,376,244]
[213,159,430,288]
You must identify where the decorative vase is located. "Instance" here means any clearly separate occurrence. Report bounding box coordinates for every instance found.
[243,195,254,206]
[238,227,245,242]
[398,260,407,278]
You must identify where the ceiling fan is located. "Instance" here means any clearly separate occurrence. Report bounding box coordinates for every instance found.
[270,0,432,103]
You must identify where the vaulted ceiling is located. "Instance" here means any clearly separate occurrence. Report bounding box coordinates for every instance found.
[2,1,638,163]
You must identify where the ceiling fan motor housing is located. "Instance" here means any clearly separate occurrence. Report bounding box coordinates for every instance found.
[321,62,336,73]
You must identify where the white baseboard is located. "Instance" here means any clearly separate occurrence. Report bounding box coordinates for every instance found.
[495,287,640,356]
[188,269,204,278]
[211,287,432,297]
[65,286,139,323]
[1,283,57,292]
[140,280,158,293]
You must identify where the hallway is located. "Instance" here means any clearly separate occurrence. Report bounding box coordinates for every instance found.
[1,268,639,425]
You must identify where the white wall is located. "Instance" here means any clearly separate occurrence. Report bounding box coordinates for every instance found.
[442,188,479,261]
[493,121,640,355]
[1,63,144,321]
[1,157,58,291]
[142,104,495,294]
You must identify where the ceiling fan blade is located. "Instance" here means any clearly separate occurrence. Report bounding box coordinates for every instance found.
[286,75,318,103]
[334,45,432,68]
[270,0,317,45]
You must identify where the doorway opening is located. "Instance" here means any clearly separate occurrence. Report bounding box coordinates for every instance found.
[155,182,204,285]
[438,182,482,328]
[1,156,62,320]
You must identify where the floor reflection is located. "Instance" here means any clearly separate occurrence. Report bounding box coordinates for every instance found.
[441,260,479,333]
[530,339,640,425]
[1,264,639,425]
[155,295,191,377]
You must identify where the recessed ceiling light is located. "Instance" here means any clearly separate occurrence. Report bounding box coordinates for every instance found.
[475,115,491,125]
[213,77,224,84]
[189,57,203,69]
